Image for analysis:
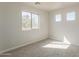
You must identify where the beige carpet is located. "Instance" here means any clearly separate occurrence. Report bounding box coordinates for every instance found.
[0,39,79,57]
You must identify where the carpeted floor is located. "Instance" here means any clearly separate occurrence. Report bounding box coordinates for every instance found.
[0,39,79,57]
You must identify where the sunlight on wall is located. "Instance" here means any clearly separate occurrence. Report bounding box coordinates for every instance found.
[64,36,71,44]
[42,36,71,49]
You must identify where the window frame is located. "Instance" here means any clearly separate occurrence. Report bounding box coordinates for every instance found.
[31,13,40,29]
[55,14,62,22]
[22,11,32,31]
[66,11,76,21]
[22,11,40,31]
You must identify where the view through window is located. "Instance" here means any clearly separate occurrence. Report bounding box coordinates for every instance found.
[22,11,39,31]
[55,14,61,22]
[67,11,76,21]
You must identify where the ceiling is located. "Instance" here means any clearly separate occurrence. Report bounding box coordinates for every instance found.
[26,2,79,11]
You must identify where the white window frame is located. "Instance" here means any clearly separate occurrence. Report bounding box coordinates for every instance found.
[22,11,40,31]
[55,14,62,22]
[31,13,40,29]
[66,11,76,21]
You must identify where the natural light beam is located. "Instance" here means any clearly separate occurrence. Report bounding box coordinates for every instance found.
[42,36,71,49]
[64,36,71,44]
[43,44,70,49]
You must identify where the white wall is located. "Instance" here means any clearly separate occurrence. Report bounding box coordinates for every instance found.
[49,5,79,45]
[0,4,6,52]
[0,3,48,53]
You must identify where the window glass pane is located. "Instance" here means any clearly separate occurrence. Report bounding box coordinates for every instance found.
[22,11,31,31]
[67,11,76,21]
[55,14,61,22]
[32,14,39,29]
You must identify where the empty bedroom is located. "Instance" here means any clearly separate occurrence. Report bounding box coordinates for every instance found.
[0,2,79,57]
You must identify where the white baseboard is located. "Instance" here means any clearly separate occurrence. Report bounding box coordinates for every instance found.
[0,35,48,54]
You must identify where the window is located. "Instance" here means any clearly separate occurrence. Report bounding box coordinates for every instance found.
[22,11,39,31]
[22,12,31,31]
[32,14,39,29]
[67,11,76,21]
[55,14,61,22]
